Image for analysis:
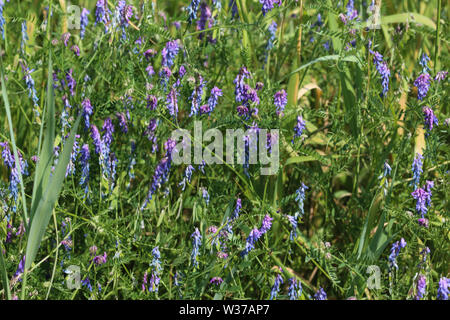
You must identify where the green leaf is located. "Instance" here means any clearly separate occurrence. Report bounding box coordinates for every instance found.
[381,13,436,30]
[25,115,81,270]
[31,52,56,221]
[283,55,360,81]
[0,242,11,300]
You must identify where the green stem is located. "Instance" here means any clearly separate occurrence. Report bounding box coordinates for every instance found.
[434,0,441,74]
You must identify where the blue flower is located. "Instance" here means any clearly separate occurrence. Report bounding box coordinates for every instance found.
[259,0,282,16]
[415,275,426,300]
[423,106,438,134]
[191,228,202,268]
[162,40,180,68]
[80,8,90,39]
[314,287,327,300]
[166,87,179,119]
[437,277,449,300]
[189,75,207,117]
[149,246,162,292]
[79,144,90,197]
[270,271,284,300]
[411,153,423,190]
[179,165,195,191]
[292,116,306,144]
[207,87,223,114]
[95,0,111,33]
[274,90,287,116]
[186,0,201,23]
[241,228,261,256]
[414,73,432,101]
[388,238,406,270]
[259,214,273,236]
[82,98,93,130]
[288,278,302,300]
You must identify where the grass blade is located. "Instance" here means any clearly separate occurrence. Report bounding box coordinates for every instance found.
[0,242,11,300]
[30,52,56,221]
[25,114,81,270]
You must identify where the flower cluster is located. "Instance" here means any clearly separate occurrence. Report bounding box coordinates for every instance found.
[388,238,406,270]
[191,227,202,268]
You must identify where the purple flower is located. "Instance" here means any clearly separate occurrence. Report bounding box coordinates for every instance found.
[229,0,238,19]
[90,125,103,154]
[21,21,28,54]
[189,75,207,117]
[415,275,426,300]
[179,165,195,191]
[79,144,90,196]
[92,252,107,265]
[21,62,39,110]
[146,64,155,77]
[197,2,212,40]
[388,238,406,270]
[141,140,175,210]
[210,277,223,285]
[266,21,277,52]
[162,40,180,68]
[146,95,158,110]
[66,69,76,96]
[144,49,157,61]
[288,278,302,300]
[80,8,90,39]
[371,51,390,97]
[423,106,438,134]
[295,183,308,217]
[202,187,210,205]
[411,187,430,218]
[414,73,432,101]
[0,142,28,207]
[231,198,241,220]
[314,287,327,300]
[345,0,358,21]
[435,71,448,82]
[102,118,114,151]
[418,218,429,228]
[292,116,306,144]
[116,112,128,133]
[274,89,287,116]
[71,45,80,56]
[14,256,26,281]
[166,87,179,119]
[144,119,158,153]
[286,215,298,241]
[159,66,172,89]
[82,98,93,130]
[66,134,80,177]
[437,277,449,300]
[411,153,423,190]
[0,1,6,40]
[260,0,282,16]
[234,66,252,103]
[207,87,223,114]
[149,246,162,292]
[191,228,202,268]
[241,228,261,256]
[419,53,431,73]
[270,271,284,300]
[81,277,93,291]
[236,105,249,117]
[95,0,111,32]
[259,214,273,235]
[62,32,70,47]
